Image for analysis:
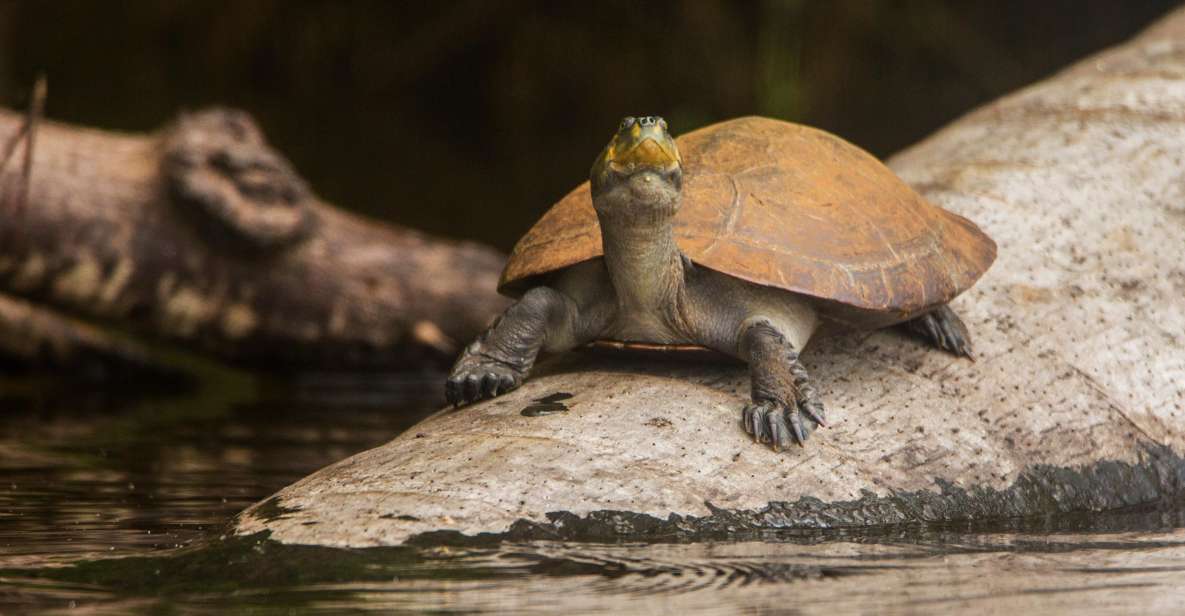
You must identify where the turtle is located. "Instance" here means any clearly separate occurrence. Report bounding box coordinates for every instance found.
[446,115,996,450]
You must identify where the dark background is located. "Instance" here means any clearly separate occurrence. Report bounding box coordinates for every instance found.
[0,1,1177,250]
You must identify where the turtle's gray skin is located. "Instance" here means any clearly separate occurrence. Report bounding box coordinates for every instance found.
[446,116,976,451]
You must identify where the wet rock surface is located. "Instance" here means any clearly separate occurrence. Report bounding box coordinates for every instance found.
[238,9,1185,547]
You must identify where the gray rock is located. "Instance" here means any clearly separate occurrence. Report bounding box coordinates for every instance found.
[238,8,1185,547]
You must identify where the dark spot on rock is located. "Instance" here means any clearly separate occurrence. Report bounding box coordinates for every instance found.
[521,392,574,416]
[249,497,301,523]
[1118,278,1144,293]
[380,513,421,521]
[645,417,673,428]
[521,403,569,416]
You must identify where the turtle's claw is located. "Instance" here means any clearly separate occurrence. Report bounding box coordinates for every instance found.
[445,360,524,407]
[786,406,808,446]
[801,400,827,428]
[742,402,771,444]
[767,407,794,451]
[796,379,827,428]
[498,374,516,395]
[481,372,500,397]
[462,374,479,401]
[741,389,822,452]
[742,401,801,450]
[905,304,974,359]
[445,379,459,406]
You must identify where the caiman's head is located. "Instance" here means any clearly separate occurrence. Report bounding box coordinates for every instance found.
[590,116,683,222]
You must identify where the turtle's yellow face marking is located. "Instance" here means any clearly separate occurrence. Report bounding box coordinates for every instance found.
[594,116,681,178]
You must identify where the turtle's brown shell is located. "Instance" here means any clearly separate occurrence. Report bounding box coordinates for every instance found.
[500,116,996,319]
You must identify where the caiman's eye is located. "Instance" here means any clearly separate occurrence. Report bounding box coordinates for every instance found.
[619,117,636,130]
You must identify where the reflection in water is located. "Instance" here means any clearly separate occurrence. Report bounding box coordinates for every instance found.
[6,522,1185,614]
[2,369,1185,614]
[0,365,441,571]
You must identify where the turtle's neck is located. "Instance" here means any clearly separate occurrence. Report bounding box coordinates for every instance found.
[597,212,686,314]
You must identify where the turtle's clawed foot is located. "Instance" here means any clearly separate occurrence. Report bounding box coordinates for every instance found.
[444,288,576,407]
[741,356,827,450]
[905,304,974,359]
[740,319,828,451]
[741,382,824,450]
[445,347,525,406]
[446,362,522,406]
[742,400,812,451]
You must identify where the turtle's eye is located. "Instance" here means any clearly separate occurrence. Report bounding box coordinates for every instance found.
[619,117,636,131]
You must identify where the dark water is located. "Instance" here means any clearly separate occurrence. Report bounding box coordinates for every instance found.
[4,366,1185,614]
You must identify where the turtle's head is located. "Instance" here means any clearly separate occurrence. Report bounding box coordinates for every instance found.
[590,116,683,222]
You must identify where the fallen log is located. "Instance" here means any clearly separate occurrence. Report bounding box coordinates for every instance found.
[0,291,181,380]
[237,7,1185,546]
[0,105,508,369]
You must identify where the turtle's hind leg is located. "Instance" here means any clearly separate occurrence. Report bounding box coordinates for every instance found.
[903,304,974,359]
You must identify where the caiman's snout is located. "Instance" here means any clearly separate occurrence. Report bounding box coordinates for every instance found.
[602,115,681,173]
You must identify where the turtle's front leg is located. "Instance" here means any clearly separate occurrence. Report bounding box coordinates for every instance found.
[446,286,586,406]
[738,318,827,450]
